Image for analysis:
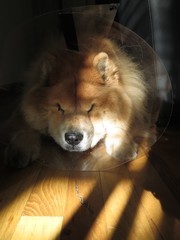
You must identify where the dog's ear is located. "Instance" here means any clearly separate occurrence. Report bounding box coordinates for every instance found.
[93,52,119,83]
[93,52,109,80]
[40,52,57,86]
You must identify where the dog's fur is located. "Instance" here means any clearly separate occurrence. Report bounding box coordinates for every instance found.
[4,37,156,168]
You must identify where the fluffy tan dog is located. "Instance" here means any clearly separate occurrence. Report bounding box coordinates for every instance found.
[4,37,155,168]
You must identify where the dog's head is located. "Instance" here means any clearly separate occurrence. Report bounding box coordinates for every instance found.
[22,40,143,152]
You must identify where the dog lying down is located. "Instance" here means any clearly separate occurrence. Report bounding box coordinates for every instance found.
[4,37,156,169]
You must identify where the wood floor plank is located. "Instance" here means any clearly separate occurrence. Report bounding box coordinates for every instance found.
[0,164,41,240]
[127,155,180,240]
[100,158,156,240]
[61,172,108,240]
[0,134,179,239]
[23,167,69,216]
[11,216,63,240]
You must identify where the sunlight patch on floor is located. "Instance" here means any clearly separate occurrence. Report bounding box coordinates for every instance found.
[102,179,133,239]
[11,216,63,240]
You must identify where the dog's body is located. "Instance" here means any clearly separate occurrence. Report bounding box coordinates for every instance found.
[4,37,156,168]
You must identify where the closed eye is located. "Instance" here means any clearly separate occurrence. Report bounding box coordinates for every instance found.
[87,104,95,113]
[55,103,64,113]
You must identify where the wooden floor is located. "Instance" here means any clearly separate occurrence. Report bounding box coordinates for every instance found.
[0,128,179,240]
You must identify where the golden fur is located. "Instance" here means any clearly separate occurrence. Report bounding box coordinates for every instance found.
[4,37,156,168]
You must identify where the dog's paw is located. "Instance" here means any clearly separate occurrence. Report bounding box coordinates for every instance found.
[4,131,41,168]
[105,137,138,162]
[4,144,40,168]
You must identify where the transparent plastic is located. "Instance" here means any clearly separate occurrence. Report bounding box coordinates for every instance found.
[0,4,173,171]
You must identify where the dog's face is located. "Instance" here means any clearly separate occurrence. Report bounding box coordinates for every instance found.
[46,75,105,152]
[22,49,132,153]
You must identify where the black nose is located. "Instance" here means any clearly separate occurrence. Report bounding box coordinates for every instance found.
[65,131,83,146]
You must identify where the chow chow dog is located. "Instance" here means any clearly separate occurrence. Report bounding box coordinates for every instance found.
[4,37,156,168]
